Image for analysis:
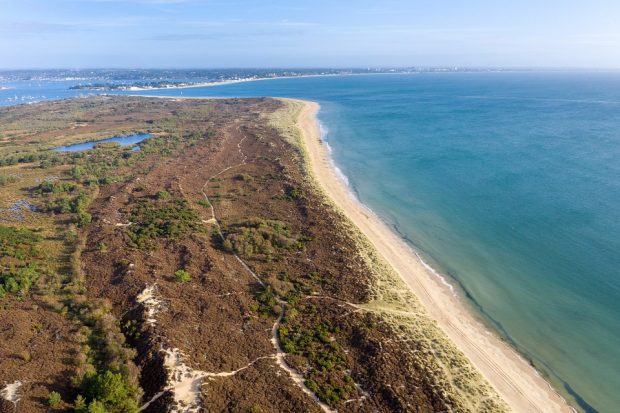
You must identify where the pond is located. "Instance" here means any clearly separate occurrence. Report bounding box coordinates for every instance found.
[52,133,151,152]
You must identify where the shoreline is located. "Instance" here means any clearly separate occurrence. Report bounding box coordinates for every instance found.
[293,99,574,413]
[85,73,364,93]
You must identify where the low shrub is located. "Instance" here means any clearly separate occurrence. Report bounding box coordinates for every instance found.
[0,174,18,186]
[37,180,77,194]
[0,226,43,297]
[174,269,191,283]
[255,286,278,316]
[47,391,62,407]
[126,198,202,249]
[279,319,355,407]
[287,187,303,200]
[156,190,170,200]
[234,173,252,182]
[197,199,211,208]
[222,218,303,259]
[77,370,139,413]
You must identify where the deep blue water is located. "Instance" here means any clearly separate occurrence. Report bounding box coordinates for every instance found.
[2,72,619,412]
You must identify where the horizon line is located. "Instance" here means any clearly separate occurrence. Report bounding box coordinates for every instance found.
[2,66,620,72]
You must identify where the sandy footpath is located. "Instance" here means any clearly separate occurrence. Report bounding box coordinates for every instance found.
[295,99,574,413]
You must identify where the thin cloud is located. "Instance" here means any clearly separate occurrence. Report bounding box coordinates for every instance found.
[71,0,192,3]
[148,33,222,41]
[275,20,320,27]
[0,21,84,36]
[146,29,304,42]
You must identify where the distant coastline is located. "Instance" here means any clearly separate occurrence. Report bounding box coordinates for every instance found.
[64,67,534,92]
[66,72,383,92]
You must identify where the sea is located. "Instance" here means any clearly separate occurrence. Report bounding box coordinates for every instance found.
[2,71,619,413]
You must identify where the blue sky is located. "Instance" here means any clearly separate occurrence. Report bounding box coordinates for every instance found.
[1,0,619,69]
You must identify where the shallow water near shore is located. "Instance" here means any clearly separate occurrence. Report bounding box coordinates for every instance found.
[2,72,620,412]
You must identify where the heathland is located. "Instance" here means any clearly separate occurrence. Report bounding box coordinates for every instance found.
[0,96,511,412]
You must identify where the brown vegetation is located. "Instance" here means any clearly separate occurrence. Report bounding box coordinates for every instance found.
[0,96,501,412]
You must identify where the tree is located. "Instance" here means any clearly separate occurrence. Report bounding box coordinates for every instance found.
[79,370,139,413]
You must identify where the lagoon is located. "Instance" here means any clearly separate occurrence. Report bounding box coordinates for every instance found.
[52,133,151,152]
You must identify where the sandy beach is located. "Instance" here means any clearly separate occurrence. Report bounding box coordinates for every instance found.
[295,99,574,413]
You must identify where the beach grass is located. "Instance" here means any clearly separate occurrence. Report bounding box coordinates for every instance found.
[268,98,509,413]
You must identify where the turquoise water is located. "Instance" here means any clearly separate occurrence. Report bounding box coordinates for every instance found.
[144,73,620,412]
[52,133,151,152]
[2,73,619,412]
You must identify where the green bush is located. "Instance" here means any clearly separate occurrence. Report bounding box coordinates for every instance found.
[197,199,211,208]
[288,187,303,200]
[74,394,87,410]
[0,226,43,297]
[278,319,354,407]
[0,225,41,258]
[126,198,201,249]
[1,265,39,294]
[156,190,170,200]
[47,391,62,407]
[84,400,107,413]
[47,197,73,214]
[234,173,252,182]
[72,193,90,213]
[94,142,121,150]
[305,379,319,393]
[174,269,191,283]
[37,180,77,194]
[0,174,18,186]
[71,165,86,180]
[77,211,92,227]
[255,286,278,316]
[45,192,92,217]
[77,370,139,413]
[222,218,303,259]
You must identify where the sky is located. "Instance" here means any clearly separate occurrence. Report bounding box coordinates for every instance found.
[1,0,619,69]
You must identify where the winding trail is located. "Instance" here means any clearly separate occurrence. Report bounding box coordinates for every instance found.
[139,346,277,412]
[176,128,334,412]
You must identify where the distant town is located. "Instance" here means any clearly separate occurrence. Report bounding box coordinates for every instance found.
[0,67,532,91]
